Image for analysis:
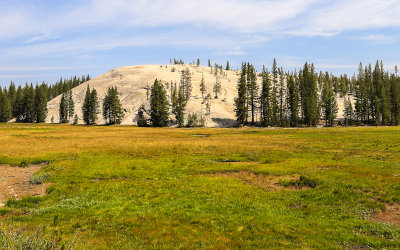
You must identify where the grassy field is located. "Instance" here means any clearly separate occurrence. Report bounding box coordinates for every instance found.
[0,123,399,249]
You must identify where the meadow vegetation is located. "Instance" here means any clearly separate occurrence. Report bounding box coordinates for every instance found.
[0,123,399,248]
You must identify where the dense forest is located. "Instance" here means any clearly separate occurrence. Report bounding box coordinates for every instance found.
[233,59,400,127]
[0,75,90,122]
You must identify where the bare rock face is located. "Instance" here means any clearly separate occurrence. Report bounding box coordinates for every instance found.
[46,64,349,127]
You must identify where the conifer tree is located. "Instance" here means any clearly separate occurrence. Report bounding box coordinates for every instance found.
[246,63,258,125]
[321,72,338,126]
[14,86,24,122]
[103,87,124,125]
[234,63,247,125]
[197,59,200,67]
[150,79,169,127]
[213,75,222,99]
[200,74,206,99]
[208,59,211,67]
[260,67,271,127]
[0,90,11,122]
[171,85,186,127]
[226,61,230,71]
[343,97,354,125]
[137,105,148,127]
[271,86,279,126]
[59,93,68,123]
[34,84,48,123]
[300,63,319,126]
[287,74,299,127]
[89,88,100,124]
[67,90,75,121]
[23,84,35,123]
[180,68,192,100]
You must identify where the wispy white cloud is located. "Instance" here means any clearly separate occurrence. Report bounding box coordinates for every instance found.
[355,34,396,44]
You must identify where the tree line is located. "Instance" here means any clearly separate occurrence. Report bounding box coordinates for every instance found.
[235,59,400,127]
[0,75,90,123]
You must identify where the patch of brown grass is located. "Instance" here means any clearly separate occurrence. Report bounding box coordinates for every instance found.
[205,171,308,191]
[370,204,400,227]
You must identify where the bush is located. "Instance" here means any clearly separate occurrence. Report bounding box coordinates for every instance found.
[30,172,51,184]
[283,176,320,188]
[6,196,42,208]
[186,113,205,128]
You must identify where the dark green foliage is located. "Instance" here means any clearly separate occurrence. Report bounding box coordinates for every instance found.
[171,84,186,127]
[260,67,271,127]
[300,63,319,126]
[226,61,230,70]
[200,74,206,99]
[287,74,299,127]
[180,68,192,100]
[246,63,258,125]
[137,105,148,127]
[22,84,36,123]
[150,79,169,127]
[0,89,11,122]
[82,86,99,125]
[343,97,354,125]
[72,114,79,125]
[234,63,248,125]
[321,72,338,127]
[213,75,222,99]
[103,87,124,125]
[34,84,48,123]
[186,113,205,127]
[59,93,68,123]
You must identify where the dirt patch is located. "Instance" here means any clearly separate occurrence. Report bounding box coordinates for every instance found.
[370,204,400,227]
[0,164,47,206]
[205,171,308,191]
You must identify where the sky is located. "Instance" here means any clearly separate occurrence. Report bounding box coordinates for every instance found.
[1,0,400,86]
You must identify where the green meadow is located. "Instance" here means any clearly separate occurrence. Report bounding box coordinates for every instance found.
[0,123,399,248]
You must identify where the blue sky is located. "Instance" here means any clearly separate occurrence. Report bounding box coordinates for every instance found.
[1,0,400,86]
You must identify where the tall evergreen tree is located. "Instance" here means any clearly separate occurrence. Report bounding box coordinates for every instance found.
[200,74,206,99]
[0,90,11,122]
[213,75,222,99]
[171,84,186,127]
[23,84,35,123]
[226,61,230,70]
[180,68,192,100]
[321,72,338,127]
[14,86,24,122]
[59,93,68,123]
[34,84,48,123]
[287,74,299,127]
[300,63,319,126]
[343,97,354,125]
[234,63,247,125]
[260,67,271,127]
[102,87,124,125]
[150,79,169,127]
[246,63,258,125]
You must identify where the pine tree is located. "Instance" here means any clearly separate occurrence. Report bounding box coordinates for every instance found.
[171,85,186,127]
[260,67,271,127]
[321,72,338,126]
[234,63,247,125]
[278,68,286,126]
[0,90,11,122]
[82,86,91,125]
[196,59,200,67]
[59,93,68,123]
[34,84,48,123]
[343,97,354,125]
[390,73,400,125]
[200,74,206,99]
[23,84,35,123]
[246,63,258,125]
[180,68,192,100]
[300,63,319,126]
[137,105,148,127]
[89,88,100,124]
[213,75,222,99]
[287,74,299,127]
[102,87,124,125]
[14,86,24,122]
[271,86,279,126]
[208,59,211,67]
[67,90,74,121]
[150,79,169,127]
[226,61,230,71]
